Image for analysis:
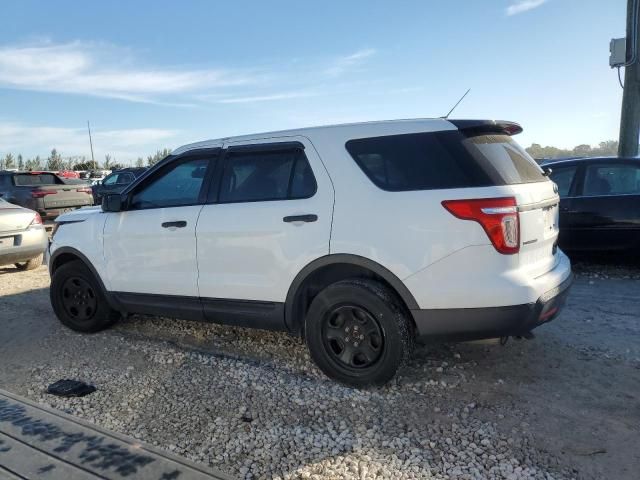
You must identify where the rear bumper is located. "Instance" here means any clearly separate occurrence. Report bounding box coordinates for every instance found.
[411,273,573,341]
[0,227,47,266]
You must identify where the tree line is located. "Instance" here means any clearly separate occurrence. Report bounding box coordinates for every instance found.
[1,140,621,172]
[0,148,172,172]
[525,140,618,160]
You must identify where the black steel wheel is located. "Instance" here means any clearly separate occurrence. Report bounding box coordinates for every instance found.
[322,305,384,370]
[50,260,119,332]
[60,276,98,322]
[305,279,414,387]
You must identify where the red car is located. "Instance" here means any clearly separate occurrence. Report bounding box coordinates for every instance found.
[56,170,80,179]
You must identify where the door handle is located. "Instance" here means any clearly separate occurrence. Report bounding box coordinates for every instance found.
[161,220,187,229]
[283,214,318,223]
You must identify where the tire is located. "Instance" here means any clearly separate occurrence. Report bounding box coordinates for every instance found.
[50,260,119,332]
[305,279,414,387]
[15,254,43,271]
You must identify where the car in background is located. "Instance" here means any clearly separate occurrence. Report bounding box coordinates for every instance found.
[57,170,80,179]
[546,156,640,252]
[0,171,94,221]
[0,198,48,270]
[91,167,146,205]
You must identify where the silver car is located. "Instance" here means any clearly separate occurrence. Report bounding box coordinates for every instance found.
[0,198,48,270]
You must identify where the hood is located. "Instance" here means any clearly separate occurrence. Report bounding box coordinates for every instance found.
[56,205,103,223]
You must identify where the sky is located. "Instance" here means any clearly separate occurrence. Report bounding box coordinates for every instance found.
[0,0,627,163]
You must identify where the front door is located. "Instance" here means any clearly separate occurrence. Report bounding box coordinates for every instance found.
[103,151,218,298]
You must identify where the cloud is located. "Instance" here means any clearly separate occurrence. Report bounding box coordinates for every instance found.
[0,121,178,161]
[0,41,256,104]
[506,0,548,16]
[325,48,377,77]
[206,91,319,104]
[0,41,378,106]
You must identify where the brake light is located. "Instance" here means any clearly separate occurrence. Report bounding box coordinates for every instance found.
[76,187,92,194]
[442,197,520,255]
[29,213,43,226]
[31,190,57,198]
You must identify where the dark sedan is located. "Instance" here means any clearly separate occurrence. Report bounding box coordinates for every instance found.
[546,156,640,252]
[92,167,146,205]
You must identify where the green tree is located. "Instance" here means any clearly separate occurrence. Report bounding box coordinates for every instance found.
[147,148,172,166]
[135,157,144,168]
[17,154,24,171]
[4,153,15,169]
[103,154,114,170]
[47,149,63,171]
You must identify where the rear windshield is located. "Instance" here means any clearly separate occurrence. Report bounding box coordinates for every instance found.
[345,131,546,192]
[13,173,62,186]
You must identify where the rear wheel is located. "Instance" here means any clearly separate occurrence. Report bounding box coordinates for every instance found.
[15,254,43,271]
[50,260,119,332]
[305,279,414,387]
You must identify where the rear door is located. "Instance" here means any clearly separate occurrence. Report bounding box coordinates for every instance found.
[567,161,640,251]
[103,150,218,299]
[548,163,581,250]
[196,136,334,326]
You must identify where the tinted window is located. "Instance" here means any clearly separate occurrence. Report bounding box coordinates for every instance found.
[550,166,577,197]
[130,157,211,209]
[346,131,546,192]
[13,173,62,186]
[117,172,134,184]
[103,173,119,186]
[219,149,316,202]
[583,163,640,196]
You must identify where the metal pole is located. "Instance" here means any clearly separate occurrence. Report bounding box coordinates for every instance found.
[87,121,96,166]
[618,0,640,157]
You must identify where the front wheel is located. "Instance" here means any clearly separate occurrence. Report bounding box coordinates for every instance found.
[305,279,414,387]
[50,260,119,332]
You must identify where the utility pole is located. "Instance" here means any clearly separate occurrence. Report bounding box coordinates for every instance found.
[87,120,96,166]
[618,0,640,157]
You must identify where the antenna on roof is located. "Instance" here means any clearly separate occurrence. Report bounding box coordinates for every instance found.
[442,89,471,119]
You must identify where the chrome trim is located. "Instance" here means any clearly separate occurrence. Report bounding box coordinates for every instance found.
[480,206,517,214]
[517,197,559,212]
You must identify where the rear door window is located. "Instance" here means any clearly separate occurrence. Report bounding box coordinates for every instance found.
[345,131,546,192]
[218,148,316,203]
[583,163,640,196]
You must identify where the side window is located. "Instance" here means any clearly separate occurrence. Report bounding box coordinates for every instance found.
[583,164,640,197]
[130,157,212,209]
[117,172,134,184]
[550,166,577,197]
[103,173,119,186]
[218,148,316,203]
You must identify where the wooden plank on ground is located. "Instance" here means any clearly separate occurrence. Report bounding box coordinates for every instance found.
[0,389,234,480]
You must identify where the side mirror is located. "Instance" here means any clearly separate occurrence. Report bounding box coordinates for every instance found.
[102,193,124,212]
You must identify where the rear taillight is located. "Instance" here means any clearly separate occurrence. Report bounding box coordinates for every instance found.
[29,213,43,226]
[442,197,520,255]
[31,189,57,198]
[76,187,92,194]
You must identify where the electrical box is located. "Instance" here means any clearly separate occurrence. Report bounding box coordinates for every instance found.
[610,37,627,68]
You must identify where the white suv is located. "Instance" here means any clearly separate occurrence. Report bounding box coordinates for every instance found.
[48,119,572,386]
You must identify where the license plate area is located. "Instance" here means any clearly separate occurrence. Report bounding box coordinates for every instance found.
[0,236,15,249]
[542,204,559,238]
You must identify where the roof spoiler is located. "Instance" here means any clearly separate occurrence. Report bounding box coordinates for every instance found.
[448,120,523,136]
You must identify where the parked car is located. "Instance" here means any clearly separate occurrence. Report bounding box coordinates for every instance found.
[0,171,93,221]
[47,118,572,386]
[545,156,640,252]
[57,170,80,179]
[0,198,48,270]
[91,168,147,205]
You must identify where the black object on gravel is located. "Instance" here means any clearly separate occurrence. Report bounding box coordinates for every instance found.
[47,379,96,397]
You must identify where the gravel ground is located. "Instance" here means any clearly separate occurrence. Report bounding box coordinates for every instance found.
[0,261,639,480]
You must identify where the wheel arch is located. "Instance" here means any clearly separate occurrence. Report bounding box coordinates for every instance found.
[285,254,419,335]
[49,247,117,310]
